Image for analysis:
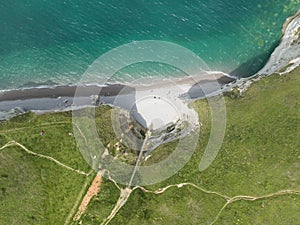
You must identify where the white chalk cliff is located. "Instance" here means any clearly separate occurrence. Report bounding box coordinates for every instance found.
[259,11,300,75]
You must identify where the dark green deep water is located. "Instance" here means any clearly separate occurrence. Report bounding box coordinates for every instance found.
[0,0,299,89]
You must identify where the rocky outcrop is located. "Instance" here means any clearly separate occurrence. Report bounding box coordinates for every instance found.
[258,11,300,75]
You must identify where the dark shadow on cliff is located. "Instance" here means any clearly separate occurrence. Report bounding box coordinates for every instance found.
[229,42,280,78]
[181,75,236,100]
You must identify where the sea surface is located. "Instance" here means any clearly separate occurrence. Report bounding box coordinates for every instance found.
[0,0,299,90]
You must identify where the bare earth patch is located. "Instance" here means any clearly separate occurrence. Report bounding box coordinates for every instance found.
[74,171,104,222]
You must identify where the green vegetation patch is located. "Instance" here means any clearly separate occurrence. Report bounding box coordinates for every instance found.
[83,69,299,224]
[0,69,299,225]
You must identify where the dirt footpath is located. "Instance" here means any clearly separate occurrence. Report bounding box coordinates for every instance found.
[74,171,104,222]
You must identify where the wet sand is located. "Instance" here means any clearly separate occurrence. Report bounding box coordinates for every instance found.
[0,73,236,120]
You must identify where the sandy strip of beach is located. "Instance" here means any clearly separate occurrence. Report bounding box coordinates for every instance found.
[0,72,235,120]
[0,72,235,102]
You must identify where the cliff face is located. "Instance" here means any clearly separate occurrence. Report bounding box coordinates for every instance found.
[258,11,300,75]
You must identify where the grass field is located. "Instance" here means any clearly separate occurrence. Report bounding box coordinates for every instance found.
[0,69,299,225]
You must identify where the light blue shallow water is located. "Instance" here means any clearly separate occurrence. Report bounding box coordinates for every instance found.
[0,0,299,90]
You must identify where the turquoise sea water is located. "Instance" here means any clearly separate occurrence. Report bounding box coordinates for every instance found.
[0,0,299,90]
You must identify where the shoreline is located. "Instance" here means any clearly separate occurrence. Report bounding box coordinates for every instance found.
[228,9,300,95]
[0,72,236,120]
[0,72,235,101]
[282,10,300,34]
[1,10,300,120]
[258,10,300,75]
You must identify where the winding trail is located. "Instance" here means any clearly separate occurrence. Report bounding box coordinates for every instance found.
[0,140,90,176]
[100,179,299,225]
[73,170,105,222]
[96,127,299,225]
[134,182,230,200]
[64,170,94,225]
[1,127,298,225]
[135,183,300,225]
[127,131,151,188]
[0,138,102,225]
[101,187,132,225]
[100,132,151,225]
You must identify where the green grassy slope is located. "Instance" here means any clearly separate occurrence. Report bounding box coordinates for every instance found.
[0,69,299,225]
[0,112,94,225]
[82,70,299,224]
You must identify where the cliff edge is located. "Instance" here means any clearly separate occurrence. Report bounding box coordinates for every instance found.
[258,11,300,75]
